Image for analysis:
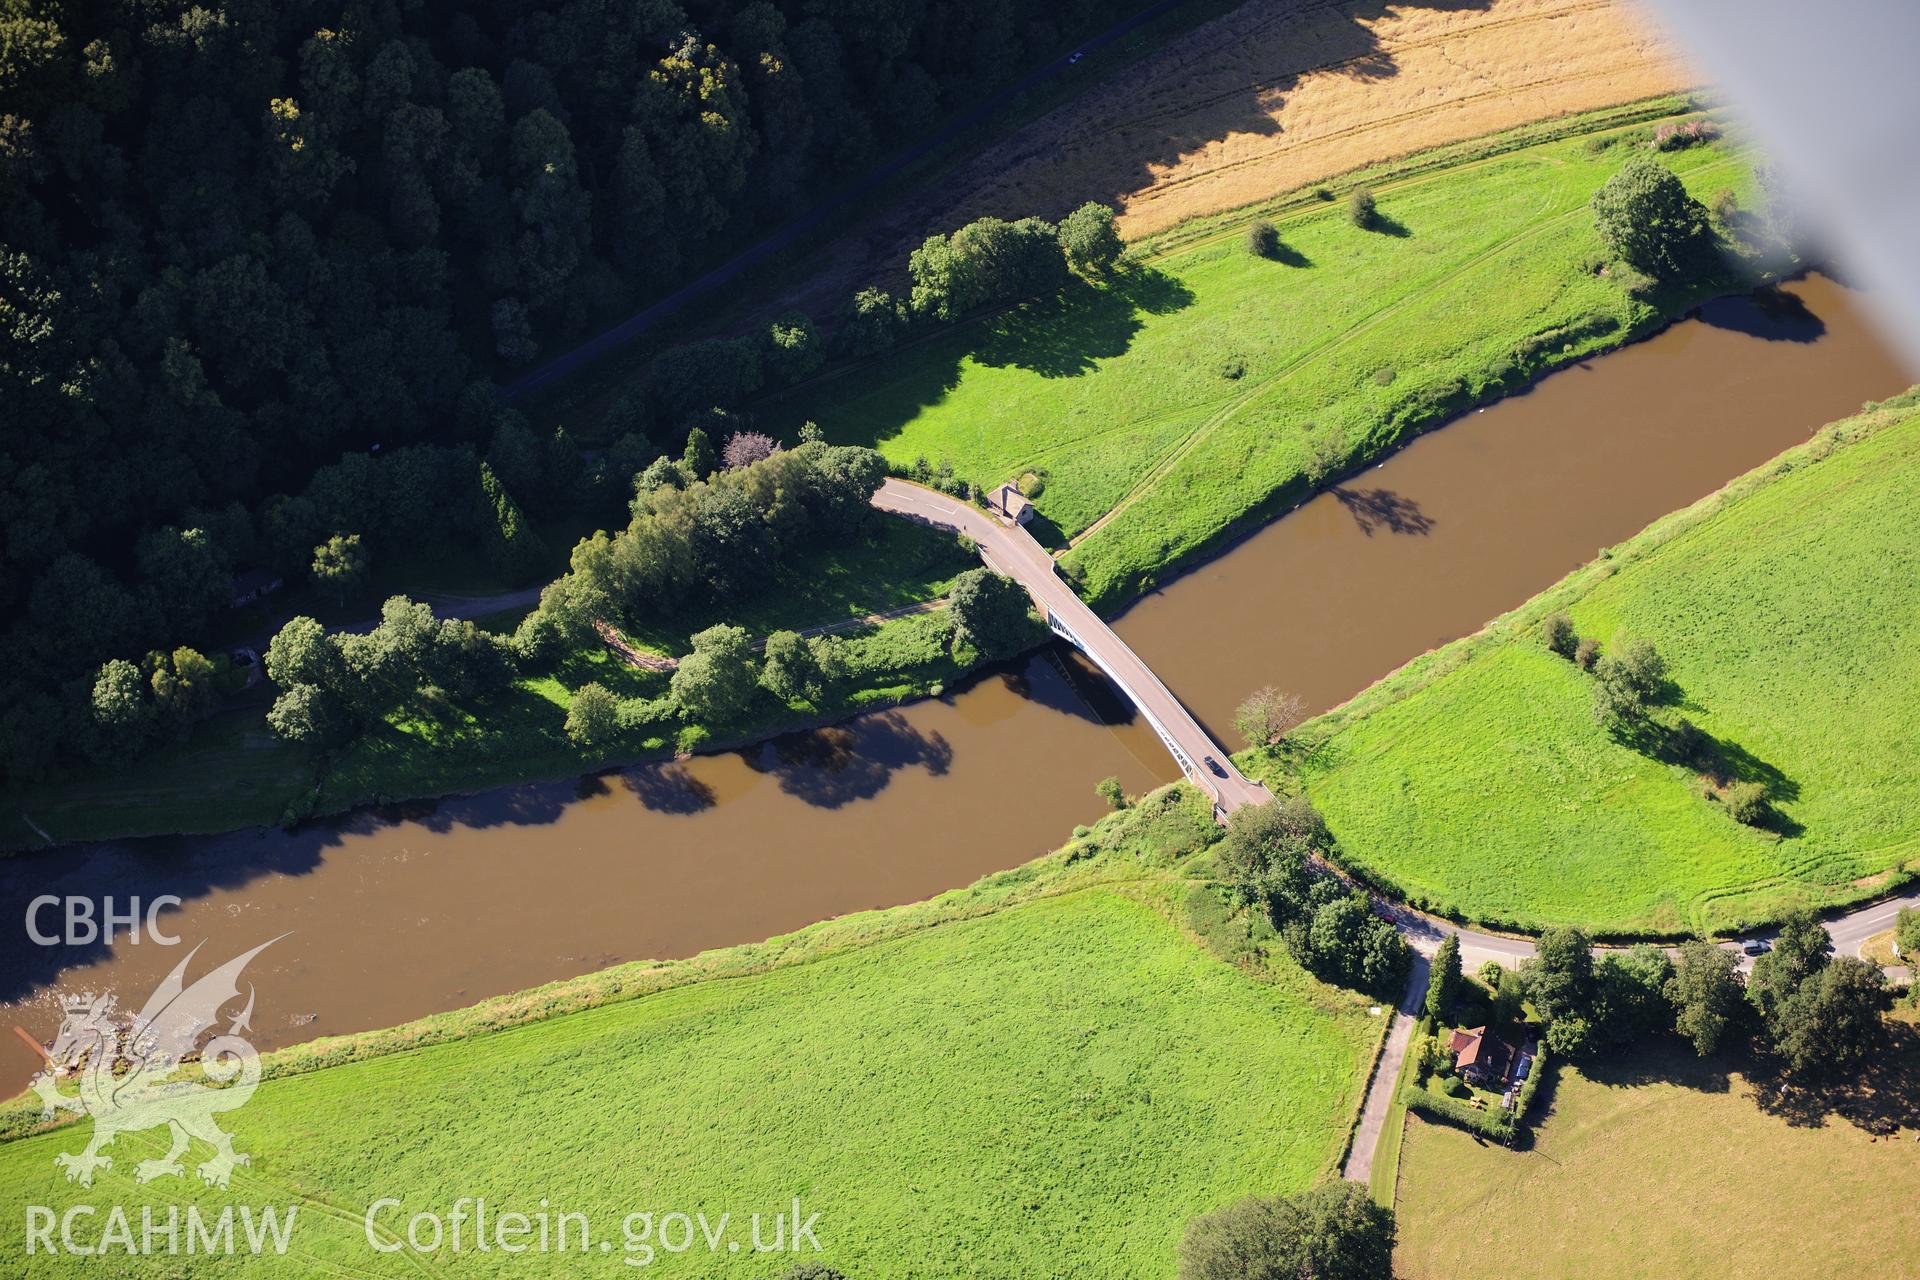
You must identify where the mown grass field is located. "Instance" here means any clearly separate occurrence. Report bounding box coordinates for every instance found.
[766,99,1754,606]
[1254,395,1920,935]
[0,792,1381,1278]
[1393,1032,1920,1278]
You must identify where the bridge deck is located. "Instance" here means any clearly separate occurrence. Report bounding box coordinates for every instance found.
[873,480,1270,818]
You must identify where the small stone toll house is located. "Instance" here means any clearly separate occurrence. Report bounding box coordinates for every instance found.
[987,483,1033,525]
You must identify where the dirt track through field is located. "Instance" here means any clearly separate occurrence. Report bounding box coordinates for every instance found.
[780,0,1689,317]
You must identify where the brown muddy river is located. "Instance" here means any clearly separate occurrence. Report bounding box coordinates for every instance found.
[1,273,1908,1091]
[1116,272,1913,736]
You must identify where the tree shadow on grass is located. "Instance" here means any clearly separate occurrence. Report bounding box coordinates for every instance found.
[971,266,1195,378]
[1579,1041,1738,1097]
[1575,1025,1920,1137]
[1745,1019,1920,1134]
[1359,211,1413,239]
[1606,679,1804,835]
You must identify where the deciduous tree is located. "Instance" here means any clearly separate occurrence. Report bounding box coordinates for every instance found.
[311,533,368,605]
[1748,908,1831,1026]
[1592,945,1676,1046]
[947,568,1034,660]
[1769,957,1887,1075]
[1233,685,1304,748]
[90,658,154,753]
[760,629,822,704]
[266,682,346,746]
[1524,926,1595,1025]
[1666,938,1743,1056]
[1591,157,1717,279]
[670,624,760,722]
[565,682,619,747]
[1178,1181,1393,1280]
[765,312,823,384]
[1347,187,1377,228]
[1897,907,1920,966]
[1057,201,1122,274]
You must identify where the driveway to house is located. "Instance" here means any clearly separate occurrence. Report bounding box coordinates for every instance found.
[1342,894,1919,1188]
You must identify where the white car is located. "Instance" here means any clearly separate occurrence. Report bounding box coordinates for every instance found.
[1741,938,1772,956]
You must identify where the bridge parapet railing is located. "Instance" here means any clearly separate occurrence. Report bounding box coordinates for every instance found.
[1045,608,1206,788]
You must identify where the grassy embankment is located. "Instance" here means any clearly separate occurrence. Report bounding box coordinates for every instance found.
[0,788,1383,1278]
[764,96,1753,606]
[1242,392,1920,938]
[1393,1029,1920,1277]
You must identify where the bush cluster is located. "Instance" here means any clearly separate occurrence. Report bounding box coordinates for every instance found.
[1216,797,1409,997]
[542,443,888,637]
[1651,118,1721,151]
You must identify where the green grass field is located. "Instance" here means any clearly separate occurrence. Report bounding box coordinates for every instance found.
[0,793,1381,1277]
[1393,1031,1920,1278]
[765,99,1753,606]
[1251,395,1920,935]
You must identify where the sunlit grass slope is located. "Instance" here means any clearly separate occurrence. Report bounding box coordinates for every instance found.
[1258,394,1920,935]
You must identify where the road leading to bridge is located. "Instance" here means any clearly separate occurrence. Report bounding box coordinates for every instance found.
[873,480,1270,816]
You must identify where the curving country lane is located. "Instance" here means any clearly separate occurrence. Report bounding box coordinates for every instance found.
[1344,892,1920,1185]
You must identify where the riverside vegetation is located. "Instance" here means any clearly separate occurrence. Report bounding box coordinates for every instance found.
[765,99,1765,606]
[0,0,1160,781]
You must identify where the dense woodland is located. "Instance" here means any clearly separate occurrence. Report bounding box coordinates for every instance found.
[0,0,1133,782]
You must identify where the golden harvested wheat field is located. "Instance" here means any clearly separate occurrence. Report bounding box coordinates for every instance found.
[1095,0,1694,237]
[783,0,1692,316]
